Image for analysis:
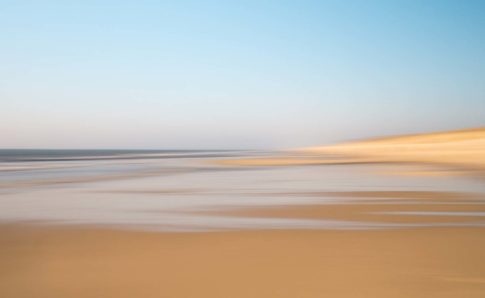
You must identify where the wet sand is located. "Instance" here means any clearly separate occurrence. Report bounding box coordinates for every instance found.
[1,225,485,298]
[203,190,485,227]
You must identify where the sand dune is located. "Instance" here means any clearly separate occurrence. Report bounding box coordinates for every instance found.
[300,127,485,169]
[218,128,485,170]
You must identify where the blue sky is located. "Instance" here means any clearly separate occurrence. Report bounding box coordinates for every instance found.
[1,0,484,149]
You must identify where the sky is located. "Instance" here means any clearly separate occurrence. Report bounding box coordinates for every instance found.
[1,0,485,149]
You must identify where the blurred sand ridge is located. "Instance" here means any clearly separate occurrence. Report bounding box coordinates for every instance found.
[218,127,485,170]
[301,127,485,169]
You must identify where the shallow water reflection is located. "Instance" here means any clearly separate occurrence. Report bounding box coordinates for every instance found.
[1,151,484,231]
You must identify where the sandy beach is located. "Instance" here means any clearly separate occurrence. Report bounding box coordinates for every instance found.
[3,1,485,296]
[1,187,485,298]
[1,225,485,298]
[1,131,484,297]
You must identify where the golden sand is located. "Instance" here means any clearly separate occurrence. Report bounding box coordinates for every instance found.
[2,128,485,297]
[301,127,485,169]
[2,190,485,297]
[217,127,485,170]
[1,225,484,298]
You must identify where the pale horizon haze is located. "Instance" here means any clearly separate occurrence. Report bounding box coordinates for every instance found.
[1,0,485,149]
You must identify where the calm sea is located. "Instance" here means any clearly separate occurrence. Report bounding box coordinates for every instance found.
[0,149,239,162]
